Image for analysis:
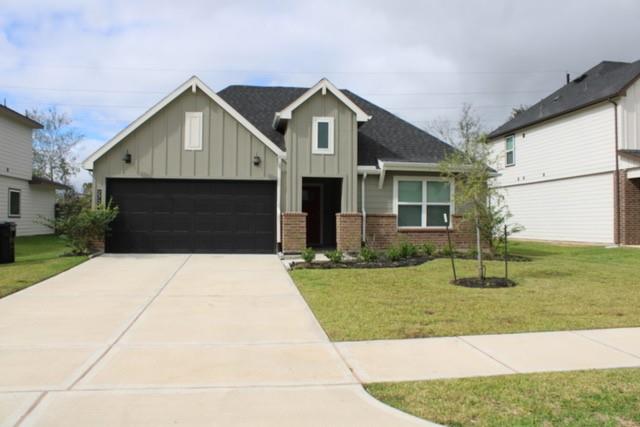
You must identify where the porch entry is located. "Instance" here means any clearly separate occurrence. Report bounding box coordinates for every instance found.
[302,178,342,248]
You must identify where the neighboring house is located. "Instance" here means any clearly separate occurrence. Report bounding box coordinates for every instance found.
[0,105,67,236]
[83,76,475,254]
[489,60,640,245]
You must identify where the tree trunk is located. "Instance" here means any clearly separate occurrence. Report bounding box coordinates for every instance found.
[476,219,484,280]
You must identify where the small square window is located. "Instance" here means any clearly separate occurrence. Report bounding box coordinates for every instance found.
[9,189,20,217]
[312,117,334,154]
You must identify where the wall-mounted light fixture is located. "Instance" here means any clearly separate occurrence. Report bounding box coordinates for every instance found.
[122,151,132,164]
[253,155,261,166]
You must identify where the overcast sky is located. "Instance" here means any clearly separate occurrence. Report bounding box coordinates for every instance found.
[1,0,639,188]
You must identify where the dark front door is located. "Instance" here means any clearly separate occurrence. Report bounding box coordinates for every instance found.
[302,185,322,246]
[106,179,276,253]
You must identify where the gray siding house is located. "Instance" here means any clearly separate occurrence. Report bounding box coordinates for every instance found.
[83,77,474,253]
[0,105,65,236]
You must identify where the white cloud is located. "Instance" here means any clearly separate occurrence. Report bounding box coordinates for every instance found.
[1,0,639,186]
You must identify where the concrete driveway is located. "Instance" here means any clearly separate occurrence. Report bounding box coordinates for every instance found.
[0,254,432,426]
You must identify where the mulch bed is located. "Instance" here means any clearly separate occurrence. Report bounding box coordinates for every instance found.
[290,256,431,270]
[451,277,517,288]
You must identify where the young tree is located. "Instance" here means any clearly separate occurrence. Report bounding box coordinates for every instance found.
[27,107,83,186]
[430,104,520,280]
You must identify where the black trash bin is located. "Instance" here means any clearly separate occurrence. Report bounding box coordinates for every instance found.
[0,222,16,264]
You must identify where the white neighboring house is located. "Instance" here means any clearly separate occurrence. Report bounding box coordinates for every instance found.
[489,60,640,245]
[0,105,68,236]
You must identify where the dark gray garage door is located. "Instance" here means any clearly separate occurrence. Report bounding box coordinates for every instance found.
[106,179,276,253]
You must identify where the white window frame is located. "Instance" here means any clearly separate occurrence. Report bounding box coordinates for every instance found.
[505,134,515,167]
[8,188,21,218]
[312,116,334,155]
[392,176,455,229]
[184,112,203,151]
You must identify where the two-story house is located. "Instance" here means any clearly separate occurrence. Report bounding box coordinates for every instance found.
[0,105,66,236]
[83,77,475,253]
[489,60,640,245]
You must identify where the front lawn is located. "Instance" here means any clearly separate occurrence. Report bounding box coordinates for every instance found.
[291,241,640,340]
[366,368,640,427]
[0,234,86,298]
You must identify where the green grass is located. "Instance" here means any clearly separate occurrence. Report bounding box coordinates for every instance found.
[366,368,640,427]
[290,241,640,340]
[0,234,86,298]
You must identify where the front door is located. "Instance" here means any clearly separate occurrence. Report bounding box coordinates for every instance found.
[302,185,322,246]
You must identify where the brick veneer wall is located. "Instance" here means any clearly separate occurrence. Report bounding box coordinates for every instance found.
[282,212,307,253]
[617,170,640,245]
[336,213,362,253]
[364,213,476,250]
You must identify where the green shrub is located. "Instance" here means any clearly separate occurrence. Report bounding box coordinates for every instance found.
[419,242,436,257]
[359,246,378,262]
[466,247,478,259]
[325,250,344,263]
[398,241,418,258]
[301,247,316,263]
[41,201,119,255]
[386,246,402,262]
[439,243,456,257]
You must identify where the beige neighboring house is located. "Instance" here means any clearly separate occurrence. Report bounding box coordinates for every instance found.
[0,105,67,236]
[83,76,476,254]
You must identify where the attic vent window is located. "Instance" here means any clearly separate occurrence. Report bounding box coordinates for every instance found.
[184,112,203,151]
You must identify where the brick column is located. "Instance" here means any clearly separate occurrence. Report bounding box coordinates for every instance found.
[617,170,640,245]
[336,213,362,253]
[282,212,307,253]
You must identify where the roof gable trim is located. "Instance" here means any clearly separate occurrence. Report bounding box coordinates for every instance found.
[275,78,372,125]
[82,76,285,170]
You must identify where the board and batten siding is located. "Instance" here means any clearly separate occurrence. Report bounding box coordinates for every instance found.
[490,101,617,243]
[0,175,55,236]
[93,87,278,204]
[0,114,34,181]
[284,91,358,212]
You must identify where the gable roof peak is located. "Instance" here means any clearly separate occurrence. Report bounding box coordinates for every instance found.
[273,78,372,127]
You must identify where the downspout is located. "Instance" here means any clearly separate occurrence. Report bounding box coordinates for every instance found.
[609,99,621,245]
[277,157,282,252]
[361,173,367,244]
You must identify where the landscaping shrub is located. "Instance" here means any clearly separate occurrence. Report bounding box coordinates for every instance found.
[398,241,418,258]
[466,247,478,259]
[41,201,119,255]
[301,247,316,263]
[419,243,436,257]
[439,244,456,257]
[359,246,378,262]
[386,246,402,261]
[325,250,344,263]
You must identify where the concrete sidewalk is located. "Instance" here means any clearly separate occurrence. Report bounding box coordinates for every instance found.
[336,327,640,383]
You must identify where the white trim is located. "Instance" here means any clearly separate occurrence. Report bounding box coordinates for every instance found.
[392,175,455,229]
[276,158,282,243]
[361,173,367,243]
[628,168,640,179]
[357,165,380,175]
[82,76,285,170]
[311,116,334,155]
[275,78,371,125]
[184,112,203,151]
[8,188,21,218]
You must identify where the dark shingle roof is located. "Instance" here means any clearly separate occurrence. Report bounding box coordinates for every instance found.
[489,60,640,138]
[0,104,43,129]
[217,85,455,166]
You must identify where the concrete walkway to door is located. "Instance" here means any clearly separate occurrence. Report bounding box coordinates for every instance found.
[0,254,433,427]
